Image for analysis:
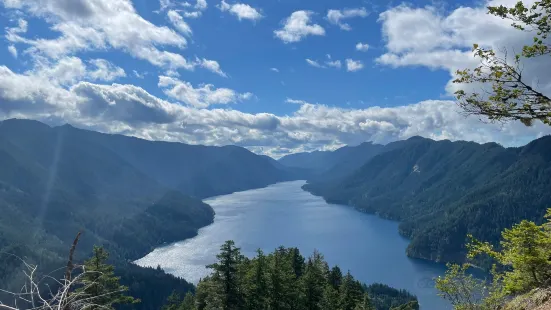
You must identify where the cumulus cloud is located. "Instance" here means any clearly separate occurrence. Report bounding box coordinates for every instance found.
[88,59,126,82]
[274,11,325,43]
[376,1,551,97]
[356,42,369,51]
[1,59,550,158]
[270,68,279,72]
[327,8,368,31]
[218,0,263,21]
[3,0,223,75]
[158,76,252,108]
[346,59,364,72]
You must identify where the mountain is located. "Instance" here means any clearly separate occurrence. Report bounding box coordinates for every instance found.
[278,142,385,181]
[304,136,551,263]
[0,118,297,292]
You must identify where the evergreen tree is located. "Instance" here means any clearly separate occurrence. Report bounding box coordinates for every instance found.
[206,240,244,310]
[340,271,364,310]
[290,247,305,278]
[243,249,269,310]
[268,247,296,310]
[74,246,137,309]
[328,266,343,291]
[181,292,197,310]
[354,293,376,310]
[162,291,183,310]
[301,251,327,310]
[320,285,340,310]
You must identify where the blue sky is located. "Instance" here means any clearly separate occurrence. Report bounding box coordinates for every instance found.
[1,0,550,156]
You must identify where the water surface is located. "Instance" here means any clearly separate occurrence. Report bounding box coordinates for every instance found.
[136,181,449,309]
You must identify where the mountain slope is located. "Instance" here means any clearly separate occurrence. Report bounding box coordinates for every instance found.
[65,125,296,198]
[0,118,296,289]
[304,136,551,263]
[278,142,385,180]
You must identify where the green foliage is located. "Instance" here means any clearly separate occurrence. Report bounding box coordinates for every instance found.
[305,135,551,264]
[73,246,138,309]
[437,209,551,309]
[174,241,417,310]
[453,0,551,125]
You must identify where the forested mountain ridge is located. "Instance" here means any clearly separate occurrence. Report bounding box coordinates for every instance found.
[278,142,385,181]
[303,136,551,263]
[0,118,298,308]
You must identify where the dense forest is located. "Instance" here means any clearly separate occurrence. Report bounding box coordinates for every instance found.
[289,136,551,264]
[162,241,419,310]
[0,119,300,309]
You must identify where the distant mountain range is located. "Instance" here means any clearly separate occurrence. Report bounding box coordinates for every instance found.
[280,136,551,263]
[0,118,299,288]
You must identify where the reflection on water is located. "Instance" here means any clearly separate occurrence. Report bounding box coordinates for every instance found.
[136,181,450,309]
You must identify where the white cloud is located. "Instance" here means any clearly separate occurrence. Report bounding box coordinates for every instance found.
[274,11,325,43]
[133,70,146,79]
[2,0,223,75]
[218,0,263,21]
[270,68,279,73]
[326,60,342,69]
[327,8,368,31]
[286,98,311,105]
[306,59,325,68]
[356,42,369,52]
[158,76,252,108]
[346,59,364,72]
[1,61,550,157]
[8,45,17,58]
[88,59,126,82]
[376,1,551,98]
[168,10,192,36]
[196,58,227,77]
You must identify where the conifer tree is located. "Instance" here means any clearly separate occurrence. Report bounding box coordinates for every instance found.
[206,240,244,310]
[75,246,137,309]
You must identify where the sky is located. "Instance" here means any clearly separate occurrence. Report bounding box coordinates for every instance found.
[0,0,550,157]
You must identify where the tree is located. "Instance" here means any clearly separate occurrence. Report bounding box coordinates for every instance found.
[320,285,340,310]
[328,266,343,291]
[340,271,364,310]
[454,0,551,125]
[435,264,486,310]
[437,208,551,309]
[181,292,197,310]
[354,293,376,310]
[301,251,327,310]
[206,240,244,310]
[243,249,269,310]
[74,246,138,309]
[468,218,551,294]
[162,291,183,310]
[390,300,419,310]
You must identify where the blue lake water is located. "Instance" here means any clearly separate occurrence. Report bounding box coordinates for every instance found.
[136,180,450,309]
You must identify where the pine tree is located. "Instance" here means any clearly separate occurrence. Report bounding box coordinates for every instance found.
[181,291,197,310]
[206,240,244,310]
[162,291,183,310]
[328,266,343,291]
[243,249,269,310]
[75,246,137,309]
[301,251,327,310]
[340,271,363,310]
[320,285,340,310]
[354,293,376,310]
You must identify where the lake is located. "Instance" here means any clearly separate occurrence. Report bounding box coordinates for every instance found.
[135,180,450,309]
